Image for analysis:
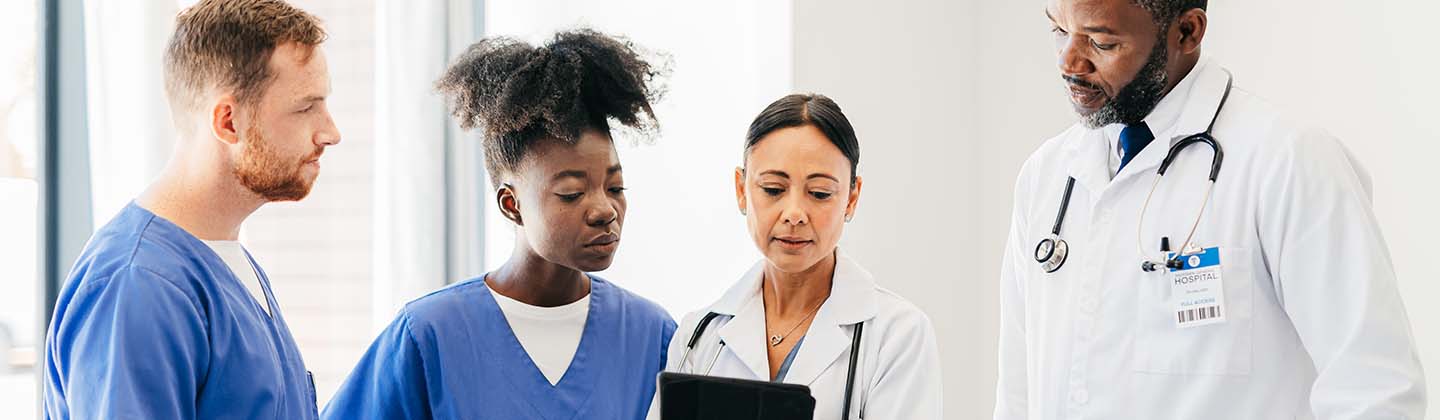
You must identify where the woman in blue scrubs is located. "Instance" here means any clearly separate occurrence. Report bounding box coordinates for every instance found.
[323,29,675,420]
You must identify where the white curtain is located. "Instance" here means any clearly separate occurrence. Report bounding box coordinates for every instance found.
[82,0,178,230]
[372,0,485,329]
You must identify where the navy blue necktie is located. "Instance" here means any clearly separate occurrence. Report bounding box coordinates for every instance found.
[1117,122,1155,173]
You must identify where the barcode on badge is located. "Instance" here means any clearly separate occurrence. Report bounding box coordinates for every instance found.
[1177,305,1222,324]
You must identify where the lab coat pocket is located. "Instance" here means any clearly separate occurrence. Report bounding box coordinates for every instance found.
[1132,246,1255,376]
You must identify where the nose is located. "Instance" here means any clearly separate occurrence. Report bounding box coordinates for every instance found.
[317,109,341,147]
[779,195,808,226]
[585,196,619,227]
[1057,33,1094,78]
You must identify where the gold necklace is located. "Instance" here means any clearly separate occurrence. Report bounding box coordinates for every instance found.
[766,285,826,347]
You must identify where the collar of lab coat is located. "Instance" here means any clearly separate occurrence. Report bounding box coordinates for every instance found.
[708,250,879,383]
[1063,56,1232,194]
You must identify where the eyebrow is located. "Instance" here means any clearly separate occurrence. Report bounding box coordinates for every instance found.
[1045,9,1117,35]
[757,170,839,183]
[551,164,623,182]
[758,170,789,179]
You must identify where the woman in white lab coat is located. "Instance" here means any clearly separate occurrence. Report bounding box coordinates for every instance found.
[657,94,943,419]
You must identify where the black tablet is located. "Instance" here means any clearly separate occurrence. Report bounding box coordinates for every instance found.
[659,372,816,420]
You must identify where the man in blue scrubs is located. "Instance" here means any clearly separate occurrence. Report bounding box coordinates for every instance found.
[42,1,341,418]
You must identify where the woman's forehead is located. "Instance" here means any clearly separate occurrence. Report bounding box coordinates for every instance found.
[520,132,621,178]
[747,126,849,178]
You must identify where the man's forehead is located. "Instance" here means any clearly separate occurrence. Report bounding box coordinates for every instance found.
[1050,0,1156,34]
[267,44,329,95]
[1049,0,1134,21]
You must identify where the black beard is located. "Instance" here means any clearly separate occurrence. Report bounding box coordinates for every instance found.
[1075,37,1170,128]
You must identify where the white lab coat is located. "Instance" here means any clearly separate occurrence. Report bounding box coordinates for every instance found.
[994,57,1426,420]
[652,252,943,419]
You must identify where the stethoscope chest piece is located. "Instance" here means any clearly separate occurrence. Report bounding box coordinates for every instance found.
[1035,236,1069,273]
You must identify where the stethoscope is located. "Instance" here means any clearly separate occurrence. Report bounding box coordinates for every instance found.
[1035,72,1232,274]
[678,311,866,419]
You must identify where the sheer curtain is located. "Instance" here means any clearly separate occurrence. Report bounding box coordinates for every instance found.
[82,0,177,230]
[372,0,486,328]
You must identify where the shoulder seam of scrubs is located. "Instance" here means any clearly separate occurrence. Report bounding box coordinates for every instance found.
[123,213,158,264]
[127,264,205,314]
[74,274,114,296]
[398,312,431,382]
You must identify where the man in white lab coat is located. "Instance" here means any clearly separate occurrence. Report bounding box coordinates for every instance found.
[995,0,1426,419]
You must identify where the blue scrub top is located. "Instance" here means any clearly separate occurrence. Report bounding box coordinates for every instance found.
[43,203,318,420]
[323,275,676,420]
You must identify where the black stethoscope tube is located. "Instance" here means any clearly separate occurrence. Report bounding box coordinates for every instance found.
[1051,177,1077,237]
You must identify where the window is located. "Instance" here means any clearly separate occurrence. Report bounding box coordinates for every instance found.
[0,0,41,418]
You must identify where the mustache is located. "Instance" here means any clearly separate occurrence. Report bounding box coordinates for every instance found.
[304,147,325,162]
[1063,75,1105,93]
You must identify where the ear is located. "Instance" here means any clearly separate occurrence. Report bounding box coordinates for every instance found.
[497,184,523,226]
[1174,8,1208,55]
[734,166,747,215]
[211,94,241,145]
[845,175,863,222]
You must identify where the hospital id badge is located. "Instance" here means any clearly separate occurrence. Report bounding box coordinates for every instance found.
[1167,247,1226,329]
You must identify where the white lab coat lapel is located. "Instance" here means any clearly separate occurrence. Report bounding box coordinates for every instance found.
[713,263,772,380]
[782,252,879,387]
[1062,128,1113,198]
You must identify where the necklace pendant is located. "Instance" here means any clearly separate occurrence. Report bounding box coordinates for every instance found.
[769,335,783,347]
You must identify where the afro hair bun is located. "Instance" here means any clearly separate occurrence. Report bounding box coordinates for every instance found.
[436,29,667,180]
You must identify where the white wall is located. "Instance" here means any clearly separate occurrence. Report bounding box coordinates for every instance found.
[790,0,986,415]
[796,0,1440,418]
